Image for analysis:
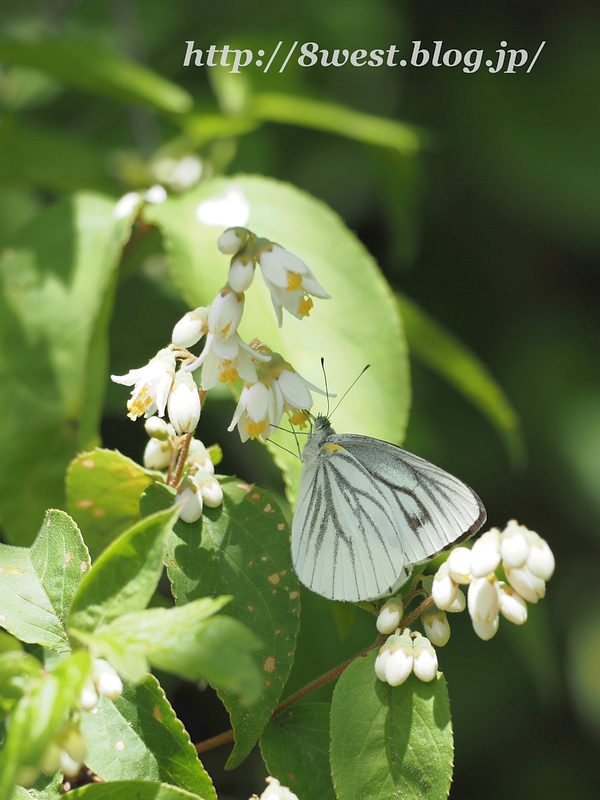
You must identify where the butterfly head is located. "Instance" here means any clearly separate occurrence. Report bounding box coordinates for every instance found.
[301,413,335,462]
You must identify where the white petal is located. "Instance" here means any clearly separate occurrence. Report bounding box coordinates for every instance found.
[375,650,390,682]
[526,539,555,581]
[246,382,270,422]
[447,547,472,584]
[385,649,413,687]
[273,245,309,275]
[468,577,500,623]
[177,486,203,523]
[259,248,289,287]
[277,369,313,409]
[470,531,501,578]
[432,563,459,610]
[472,616,499,641]
[505,566,545,604]
[413,648,438,682]
[498,583,528,625]
[423,614,451,647]
[218,227,246,254]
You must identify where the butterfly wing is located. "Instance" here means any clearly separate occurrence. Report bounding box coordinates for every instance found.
[331,433,487,566]
[292,444,409,602]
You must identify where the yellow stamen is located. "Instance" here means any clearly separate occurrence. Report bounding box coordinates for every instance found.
[246,420,267,439]
[287,272,302,291]
[289,411,309,428]
[127,390,153,419]
[298,297,313,317]
[219,362,239,386]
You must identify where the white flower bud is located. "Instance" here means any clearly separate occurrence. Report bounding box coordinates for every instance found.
[500,520,530,568]
[472,616,499,641]
[505,565,545,604]
[167,371,201,434]
[423,612,451,647]
[258,775,300,799]
[447,547,472,585]
[79,678,99,711]
[145,184,167,204]
[468,576,500,623]
[384,633,414,687]
[446,588,466,613]
[412,634,438,682]
[208,286,244,340]
[431,561,459,610]
[92,659,123,700]
[376,598,403,634]
[228,254,256,292]
[176,484,203,523]
[196,473,224,508]
[498,582,528,625]
[187,439,215,473]
[469,529,501,578]
[374,648,391,682]
[114,191,140,219]
[143,438,171,470]
[144,415,171,440]
[526,537,555,581]
[218,227,248,255]
[172,308,209,348]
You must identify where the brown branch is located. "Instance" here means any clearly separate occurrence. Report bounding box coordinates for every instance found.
[169,433,193,488]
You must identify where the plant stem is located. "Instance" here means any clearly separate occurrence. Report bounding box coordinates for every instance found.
[169,432,193,488]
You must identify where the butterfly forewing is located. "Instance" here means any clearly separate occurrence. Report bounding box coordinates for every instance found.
[291,416,487,603]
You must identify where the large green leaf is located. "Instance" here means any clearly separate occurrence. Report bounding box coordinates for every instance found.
[140,480,300,768]
[397,294,524,465]
[330,653,453,800]
[66,450,160,561]
[68,507,178,638]
[0,192,137,544]
[0,39,192,115]
[63,783,203,800]
[145,175,410,500]
[81,675,216,800]
[0,510,89,652]
[260,702,335,800]
[89,598,263,703]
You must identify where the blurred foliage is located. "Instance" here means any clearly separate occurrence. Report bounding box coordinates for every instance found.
[0,0,599,797]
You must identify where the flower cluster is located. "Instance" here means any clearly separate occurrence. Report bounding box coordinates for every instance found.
[79,658,124,712]
[432,520,555,641]
[375,630,438,686]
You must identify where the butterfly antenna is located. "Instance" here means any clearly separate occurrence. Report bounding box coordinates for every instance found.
[266,434,301,461]
[330,364,371,417]
[320,357,331,417]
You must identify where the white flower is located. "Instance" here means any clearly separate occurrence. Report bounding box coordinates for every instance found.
[505,565,546,604]
[423,612,451,647]
[218,227,249,255]
[145,184,167,204]
[470,528,501,578]
[143,438,171,470]
[446,588,466,613]
[498,582,528,625]
[228,253,256,292]
[374,647,391,681]
[468,576,500,624]
[185,332,268,390]
[431,561,459,610]
[172,307,209,349]
[525,533,555,581]
[229,381,274,442]
[144,416,173,440]
[377,632,414,687]
[500,520,530,568]
[79,679,99,712]
[257,243,330,326]
[195,471,223,508]
[208,286,244,341]
[412,634,438,682]
[167,371,201,434]
[176,482,203,523]
[92,658,123,700]
[376,599,403,635]
[447,547,472,585]
[111,348,176,420]
[472,617,499,641]
[113,191,140,219]
[187,439,214,473]
[255,776,299,800]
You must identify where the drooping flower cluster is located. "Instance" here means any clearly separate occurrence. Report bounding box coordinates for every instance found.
[375,630,438,686]
[111,223,330,523]
[432,520,555,641]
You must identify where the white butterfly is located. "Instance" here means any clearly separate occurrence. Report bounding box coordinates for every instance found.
[291,415,487,602]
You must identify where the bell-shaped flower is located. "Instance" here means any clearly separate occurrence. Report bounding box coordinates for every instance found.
[446,588,466,613]
[468,576,500,624]
[431,561,459,610]
[257,243,330,326]
[144,416,174,441]
[186,332,269,391]
[472,616,499,641]
[176,477,203,523]
[500,520,530,568]
[218,226,249,255]
[470,528,501,578]
[79,678,99,712]
[167,370,201,434]
[229,381,275,442]
[423,611,451,647]
[187,439,215,474]
[505,565,546,604]
[228,252,256,292]
[447,547,472,585]
[384,633,415,687]
[412,634,439,682]
[525,532,555,581]
[172,307,209,349]
[208,285,244,341]
[498,582,528,625]
[92,658,123,700]
[111,348,176,420]
[194,470,223,508]
[143,437,172,470]
[376,598,404,635]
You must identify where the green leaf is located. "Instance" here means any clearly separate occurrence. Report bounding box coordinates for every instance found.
[80,675,216,800]
[90,598,262,702]
[0,651,90,800]
[0,510,89,652]
[11,771,62,800]
[0,39,192,115]
[68,506,178,638]
[0,118,116,194]
[330,653,453,800]
[66,450,160,561]
[0,652,43,720]
[260,702,335,800]
[0,192,137,544]
[253,93,423,156]
[140,480,300,768]
[397,293,524,465]
[62,783,203,800]
[145,175,410,501]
